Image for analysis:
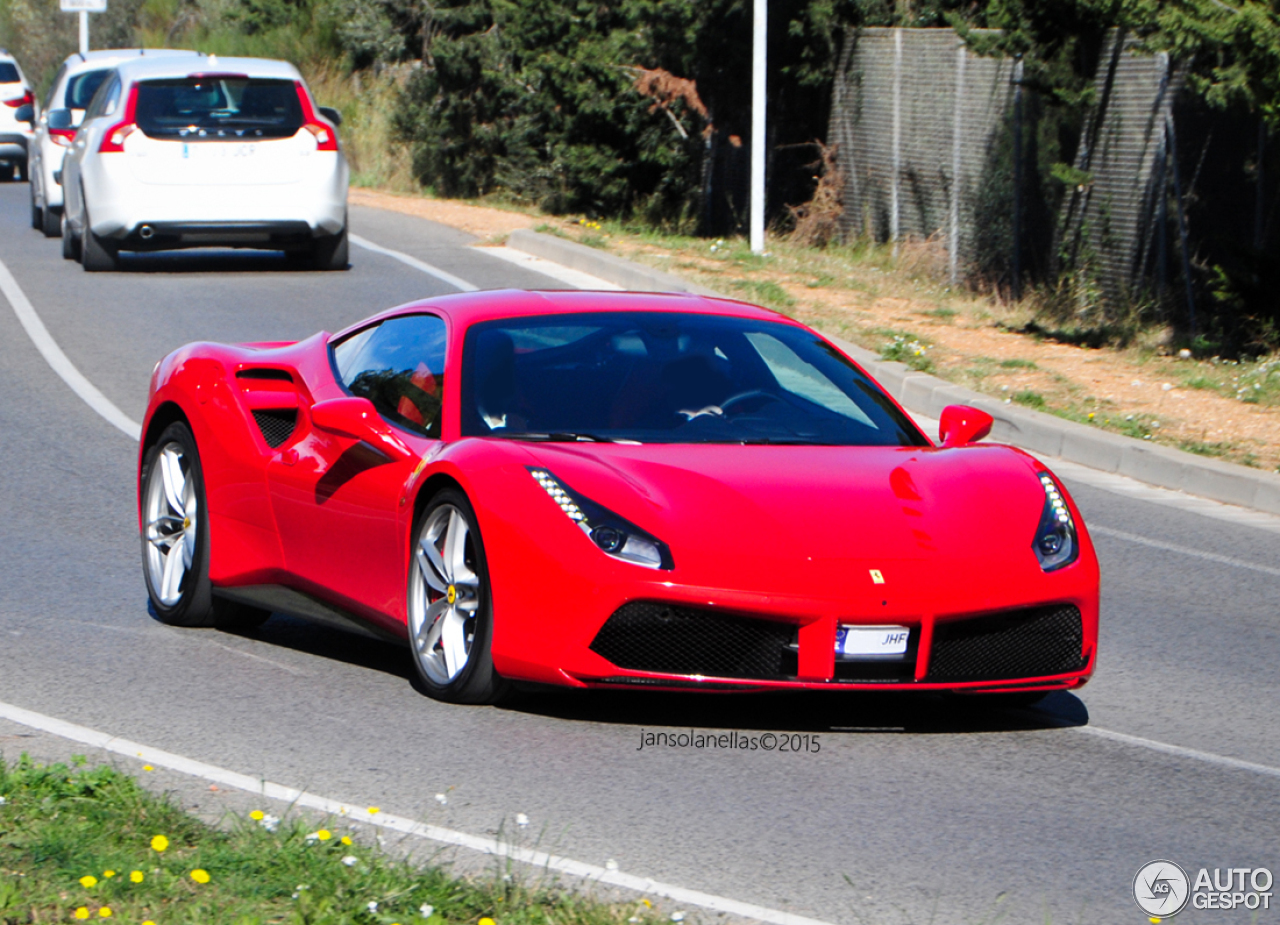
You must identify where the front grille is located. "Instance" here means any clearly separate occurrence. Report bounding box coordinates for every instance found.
[590,602,795,680]
[252,409,298,448]
[926,604,1084,682]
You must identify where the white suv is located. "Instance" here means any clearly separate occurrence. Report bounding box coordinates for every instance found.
[28,49,199,237]
[0,50,34,182]
[58,55,349,271]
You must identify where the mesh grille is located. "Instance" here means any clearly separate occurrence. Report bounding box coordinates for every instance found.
[252,409,298,448]
[590,602,795,680]
[926,604,1084,682]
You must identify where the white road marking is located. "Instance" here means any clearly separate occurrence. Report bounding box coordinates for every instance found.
[1071,725,1280,782]
[0,699,838,925]
[1088,525,1280,578]
[474,245,625,290]
[350,234,479,292]
[0,255,141,439]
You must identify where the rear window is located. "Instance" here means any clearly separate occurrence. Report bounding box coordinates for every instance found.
[65,69,109,109]
[0,63,20,84]
[134,77,304,139]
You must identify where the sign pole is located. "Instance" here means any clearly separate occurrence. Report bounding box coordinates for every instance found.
[79,9,88,54]
[750,0,766,254]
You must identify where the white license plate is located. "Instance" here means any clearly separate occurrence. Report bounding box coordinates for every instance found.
[177,142,258,159]
[836,625,911,660]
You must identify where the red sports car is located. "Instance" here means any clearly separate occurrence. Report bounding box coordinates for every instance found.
[138,290,1099,704]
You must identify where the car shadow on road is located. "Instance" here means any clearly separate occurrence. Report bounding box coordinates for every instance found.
[503,687,1089,735]
[114,250,315,274]
[207,609,1090,735]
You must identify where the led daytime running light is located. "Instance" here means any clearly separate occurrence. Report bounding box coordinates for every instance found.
[1040,473,1073,528]
[530,469,589,530]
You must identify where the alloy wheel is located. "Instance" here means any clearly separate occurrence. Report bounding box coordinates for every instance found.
[143,441,198,606]
[409,504,481,684]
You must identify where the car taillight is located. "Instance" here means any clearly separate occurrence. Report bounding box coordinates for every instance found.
[294,82,338,152]
[3,90,33,108]
[98,85,139,153]
[49,127,76,147]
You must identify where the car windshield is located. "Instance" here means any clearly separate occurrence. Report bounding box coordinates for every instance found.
[0,63,19,84]
[460,312,929,446]
[65,69,109,109]
[134,77,303,139]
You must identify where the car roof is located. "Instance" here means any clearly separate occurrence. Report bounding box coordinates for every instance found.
[333,290,798,341]
[111,55,302,83]
[59,48,200,77]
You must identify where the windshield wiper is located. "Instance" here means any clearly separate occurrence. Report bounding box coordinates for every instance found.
[500,432,639,444]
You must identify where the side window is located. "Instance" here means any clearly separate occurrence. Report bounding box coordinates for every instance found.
[84,74,120,121]
[43,64,67,113]
[332,314,447,438]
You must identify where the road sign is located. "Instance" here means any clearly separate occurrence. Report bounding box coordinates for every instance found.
[60,0,106,12]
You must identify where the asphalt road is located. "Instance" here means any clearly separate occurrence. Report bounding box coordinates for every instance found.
[1,181,1278,924]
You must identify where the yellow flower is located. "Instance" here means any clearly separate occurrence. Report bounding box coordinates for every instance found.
[190,869,211,884]
[98,908,112,919]
[250,810,264,821]
[103,871,115,878]
[129,871,144,884]
[368,806,380,815]
[150,835,169,852]
[74,908,90,920]
[143,921,156,925]
[316,829,332,841]
[79,875,98,888]
[142,765,154,772]
[642,900,652,908]
[479,918,496,925]
[341,836,352,846]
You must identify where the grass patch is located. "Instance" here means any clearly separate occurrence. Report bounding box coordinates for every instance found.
[1178,440,1234,457]
[1012,390,1047,409]
[730,279,795,310]
[0,756,660,925]
[918,307,957,323]
[805,274,835,289]
[877,331,934,372]
[999,358,1038,370]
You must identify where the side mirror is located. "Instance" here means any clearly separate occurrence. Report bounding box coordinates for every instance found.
[310,397,412,460]
[939,405,993,447]
[14,103,33,124]
[318,106,342,127]
[47,108,74,131]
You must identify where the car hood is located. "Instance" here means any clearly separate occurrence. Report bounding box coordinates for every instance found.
[524,442,1056,606]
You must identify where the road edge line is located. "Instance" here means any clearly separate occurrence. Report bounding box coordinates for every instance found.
[350,234,479,292]
[1072,725,1280,781]
[0,255,141,439]
[0,698,839,925]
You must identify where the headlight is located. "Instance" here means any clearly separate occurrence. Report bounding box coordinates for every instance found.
[528,467,673,569]
[1033,471,1078,571]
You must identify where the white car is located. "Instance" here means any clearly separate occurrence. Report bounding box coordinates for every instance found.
[59,55,349,271]
[28,49,199,237]
[0,50,34,182]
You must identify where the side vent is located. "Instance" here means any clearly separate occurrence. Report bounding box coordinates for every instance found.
[236,368,294,382]
[252,409,298,448]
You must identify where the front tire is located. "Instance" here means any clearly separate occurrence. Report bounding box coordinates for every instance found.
[61,209,79,260]
[407,489,507,704]
[29,184,40,230]
[141,422,215,627]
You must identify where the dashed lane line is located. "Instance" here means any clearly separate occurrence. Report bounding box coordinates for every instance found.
[0,698,839,925]
[349,233,479,292]
[1088,525,1280,578]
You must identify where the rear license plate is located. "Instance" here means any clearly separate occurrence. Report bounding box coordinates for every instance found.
[836,625,910,661]
[178,142,258,159]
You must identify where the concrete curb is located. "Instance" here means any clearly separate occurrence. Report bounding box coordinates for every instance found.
[505,229,1280,516]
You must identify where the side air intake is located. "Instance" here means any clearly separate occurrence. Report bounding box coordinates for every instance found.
[252,409,298,448]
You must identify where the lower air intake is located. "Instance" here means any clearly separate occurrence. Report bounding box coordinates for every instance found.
[926,604,1085,682]
[252,409,298,448]
[590,602,794,680]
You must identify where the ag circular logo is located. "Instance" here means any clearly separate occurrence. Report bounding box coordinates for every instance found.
[1134,860,1190,917]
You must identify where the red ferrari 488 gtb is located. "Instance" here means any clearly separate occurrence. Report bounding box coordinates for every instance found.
[138,290,1099,704]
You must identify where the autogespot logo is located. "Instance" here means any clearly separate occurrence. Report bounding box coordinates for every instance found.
[1134,860,1190,917]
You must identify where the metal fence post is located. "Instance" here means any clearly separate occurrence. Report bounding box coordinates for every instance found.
[1167,116,1197,339]
[1012,56,1023,301]
[949,40,965,286]
[891,29,902,258]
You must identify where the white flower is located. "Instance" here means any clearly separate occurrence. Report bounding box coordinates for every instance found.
[1161,382,1173,391]
[1178,348,1192,359]
[419,904,434,918]
[342,855,358,867]
[367,901,379,913]
[605,859,619,871]
[259,814,280,832]
[435,793,448,805]
[630,918,640,923]
[305,831,320,842]
[515,813,529,827]
[0,796,6,805]
[671,913,685,922]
